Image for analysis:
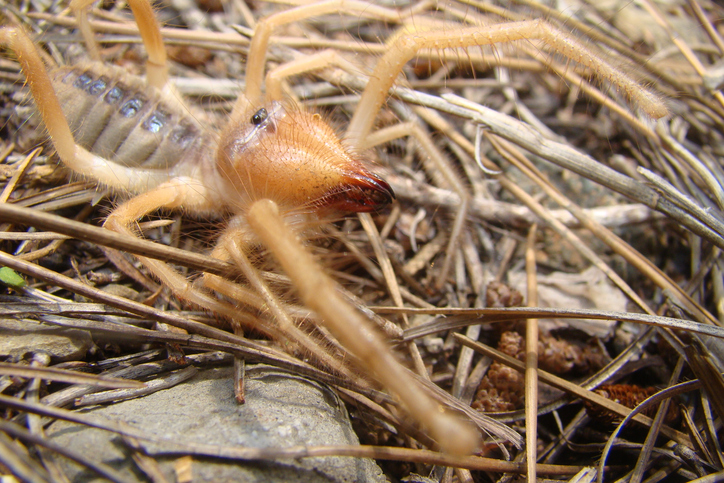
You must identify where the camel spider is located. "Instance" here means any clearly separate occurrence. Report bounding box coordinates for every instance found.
[1,0,667,456]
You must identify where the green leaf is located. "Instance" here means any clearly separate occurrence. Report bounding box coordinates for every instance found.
[0,267,26,288]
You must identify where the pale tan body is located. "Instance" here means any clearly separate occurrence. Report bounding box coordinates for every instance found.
[0,0,666,456]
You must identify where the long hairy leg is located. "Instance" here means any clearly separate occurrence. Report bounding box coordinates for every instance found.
[345,19,668,145]
[103,181,270,334]
[70,0,169,90]
[204,229,360,380]
[235,0,402,115]
[104,184,356,377]
[264,50,360,102]
[247,198,482,455]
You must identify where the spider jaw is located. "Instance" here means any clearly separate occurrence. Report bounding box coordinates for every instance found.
[217,102,394,214]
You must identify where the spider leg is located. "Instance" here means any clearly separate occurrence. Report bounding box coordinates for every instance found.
[345,19,668,146]
[105,181,355,377]
[264,49,360,102]
[71,0,169,90]
[236,0,402,117]
[247,198,481,455]
[204,228,360,379]
[102,180,267,333]
[69,0,101,61]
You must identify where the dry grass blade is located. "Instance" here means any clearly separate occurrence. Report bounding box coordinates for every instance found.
[0,362,146,388]
[0,419,129,483]
[685,340,724,424]
[74,366,196,406]
[595,378,705,482]
[398,88,724,248]
[524,224,539,481]
[0,202,234,277]
[0,429,52,483]
[397,306,724,340]
[629,358,685,483]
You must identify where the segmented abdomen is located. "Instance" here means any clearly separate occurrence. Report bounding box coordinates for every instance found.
[51,64,204,170]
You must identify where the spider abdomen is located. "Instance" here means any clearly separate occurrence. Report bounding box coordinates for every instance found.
[51,64,206,172]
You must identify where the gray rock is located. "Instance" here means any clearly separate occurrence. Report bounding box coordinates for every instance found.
[47,365,386,482]
[0,319,92,362]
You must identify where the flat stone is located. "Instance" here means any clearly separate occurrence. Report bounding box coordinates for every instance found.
[0,319,92,362]
[47,365,386,482]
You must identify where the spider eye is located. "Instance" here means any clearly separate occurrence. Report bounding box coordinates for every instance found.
[251,108,268,125]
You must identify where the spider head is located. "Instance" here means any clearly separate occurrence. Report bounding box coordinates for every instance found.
[217,101,394,214]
